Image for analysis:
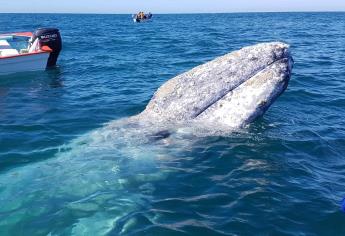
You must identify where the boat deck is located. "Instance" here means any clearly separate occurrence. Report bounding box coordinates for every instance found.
[0,33,31,57]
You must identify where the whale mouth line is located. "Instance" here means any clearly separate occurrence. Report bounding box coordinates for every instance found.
[193,56,291,119]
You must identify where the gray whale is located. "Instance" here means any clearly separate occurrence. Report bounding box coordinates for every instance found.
[0,42,294,234]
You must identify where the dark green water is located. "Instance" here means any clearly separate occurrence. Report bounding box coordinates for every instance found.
[0,13,345,235]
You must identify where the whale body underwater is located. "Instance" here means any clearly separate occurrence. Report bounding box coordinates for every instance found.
[0,42,294,235]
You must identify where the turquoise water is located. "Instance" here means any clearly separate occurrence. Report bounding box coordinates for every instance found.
[0,13,345,235]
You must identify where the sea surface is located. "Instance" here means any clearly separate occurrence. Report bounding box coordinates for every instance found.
[0,13,345,235]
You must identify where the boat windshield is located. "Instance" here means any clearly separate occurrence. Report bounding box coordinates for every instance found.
[0,35,30,52]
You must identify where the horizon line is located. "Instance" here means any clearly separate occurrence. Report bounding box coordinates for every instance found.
[0,10,344,15]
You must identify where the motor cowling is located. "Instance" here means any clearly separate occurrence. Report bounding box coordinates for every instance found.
[32,28,62,68]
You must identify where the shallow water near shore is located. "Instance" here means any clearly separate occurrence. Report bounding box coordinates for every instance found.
[0,13,345,235]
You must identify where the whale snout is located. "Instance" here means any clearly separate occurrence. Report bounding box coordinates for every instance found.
[140,42,294,130]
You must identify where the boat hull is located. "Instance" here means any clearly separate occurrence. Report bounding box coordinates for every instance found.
[0,52,50,76]
[133,14,153,23]
[133,18,152,23]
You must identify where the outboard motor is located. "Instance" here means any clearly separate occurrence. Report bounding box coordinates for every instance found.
[31,28,62,67]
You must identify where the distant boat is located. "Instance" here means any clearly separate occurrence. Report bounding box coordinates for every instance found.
[0,28,62,76]
[133,12,153,23]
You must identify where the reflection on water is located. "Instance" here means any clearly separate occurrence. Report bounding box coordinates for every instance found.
[0,66,63,88]
[47,67,64,88]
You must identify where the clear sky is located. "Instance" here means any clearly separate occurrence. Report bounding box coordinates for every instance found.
[1,0,345,14]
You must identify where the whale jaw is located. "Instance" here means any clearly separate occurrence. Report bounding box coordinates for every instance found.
[140,42,293,130]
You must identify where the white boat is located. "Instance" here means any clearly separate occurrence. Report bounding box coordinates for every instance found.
[0,28,62,76]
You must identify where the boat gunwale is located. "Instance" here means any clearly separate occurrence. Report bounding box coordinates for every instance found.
[0,32,33,37]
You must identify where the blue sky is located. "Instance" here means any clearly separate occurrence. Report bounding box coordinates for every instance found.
[1,0,345,13]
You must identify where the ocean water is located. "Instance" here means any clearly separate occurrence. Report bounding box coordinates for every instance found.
[0,13,345,235]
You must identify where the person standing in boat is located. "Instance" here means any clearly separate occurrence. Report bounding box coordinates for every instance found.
[139,12,145,19]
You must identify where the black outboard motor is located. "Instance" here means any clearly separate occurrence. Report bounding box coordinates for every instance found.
[32,28,62,67]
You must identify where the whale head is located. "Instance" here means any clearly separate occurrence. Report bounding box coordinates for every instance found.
[139,42,293,131]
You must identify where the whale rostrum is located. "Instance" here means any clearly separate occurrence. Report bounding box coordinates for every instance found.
[134,42,293,130]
